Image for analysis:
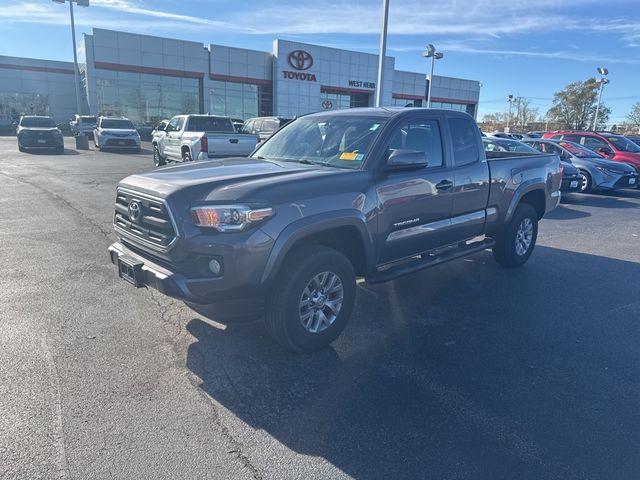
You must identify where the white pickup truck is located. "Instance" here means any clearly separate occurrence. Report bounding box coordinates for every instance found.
[152,114,259,166]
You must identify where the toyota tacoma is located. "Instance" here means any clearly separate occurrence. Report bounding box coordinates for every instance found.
[109,108,562,352]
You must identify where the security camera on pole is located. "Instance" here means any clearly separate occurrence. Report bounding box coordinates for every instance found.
[592,67,609,131]
[52,0,90,150]
[423,44,443,108]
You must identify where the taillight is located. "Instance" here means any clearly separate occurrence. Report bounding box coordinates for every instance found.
[200,134,208,153]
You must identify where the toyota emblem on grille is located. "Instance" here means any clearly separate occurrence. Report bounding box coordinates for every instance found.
[128,200,142,223]
[287,50,313,70]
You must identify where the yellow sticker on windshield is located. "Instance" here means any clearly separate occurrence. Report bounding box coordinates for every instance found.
[340,152,358,161]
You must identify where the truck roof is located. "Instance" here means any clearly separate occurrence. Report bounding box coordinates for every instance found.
[302,107,474,120]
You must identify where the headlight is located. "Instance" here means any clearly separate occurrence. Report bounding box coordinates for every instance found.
[595,165,625,175]
[190,205,274,232]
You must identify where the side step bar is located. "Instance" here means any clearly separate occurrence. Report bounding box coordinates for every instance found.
[365,238,495,285]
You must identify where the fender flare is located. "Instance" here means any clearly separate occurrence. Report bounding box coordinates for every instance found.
[505,180,548,222]
[260,210,375,284]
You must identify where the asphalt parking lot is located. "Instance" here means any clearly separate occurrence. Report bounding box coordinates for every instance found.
[1,135,639,480]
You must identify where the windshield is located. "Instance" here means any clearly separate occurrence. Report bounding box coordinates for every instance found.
[252,115,386,169]
[186,116,234,132]
[558,141,600,158]
[494,138,539,153]
[605,135,640,153]
[101,119,135,129]
[81,116,96,123]
[20,117,56,128]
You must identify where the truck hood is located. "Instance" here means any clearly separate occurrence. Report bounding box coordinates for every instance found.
[118,157,351,200]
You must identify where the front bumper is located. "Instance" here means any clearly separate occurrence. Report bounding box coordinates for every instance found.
[592,171,638,190]
[561,175,581,192]
[102,137,141,149]
[108,240,268,318]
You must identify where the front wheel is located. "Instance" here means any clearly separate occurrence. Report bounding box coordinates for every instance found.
[153,144,166,166]
[182,149,193,162]
[264,245,356,352]
[492,204,539,268]
[579,170,592,193]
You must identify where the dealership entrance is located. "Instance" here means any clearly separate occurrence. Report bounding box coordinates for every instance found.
[319,88,370,111]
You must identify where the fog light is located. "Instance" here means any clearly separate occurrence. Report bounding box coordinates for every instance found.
[209,259,222,275]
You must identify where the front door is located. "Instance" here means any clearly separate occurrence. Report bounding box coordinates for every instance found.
[376,115,456,264]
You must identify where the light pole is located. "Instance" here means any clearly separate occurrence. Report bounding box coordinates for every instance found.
[423,44,443,108]
[375,0,390,108]
[506,94,515,132]
[592,67,609,131]
[52,0,90,149]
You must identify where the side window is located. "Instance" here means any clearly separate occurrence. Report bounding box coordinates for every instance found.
[449,117,480,166]
[241,120,254,134]
[545,143,562,155]
[562,134,581,143]
[584,136,607,151]
[167,117,180,132]
[387,119,444,168]
[262,119,278,133]
[176,117,186,131]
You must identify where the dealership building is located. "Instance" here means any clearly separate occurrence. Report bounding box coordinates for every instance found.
[0,28,480,125]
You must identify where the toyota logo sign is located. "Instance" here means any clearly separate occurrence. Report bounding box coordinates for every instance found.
[287,50,313,71]
[128,200,142,223]
[321,100,333,110]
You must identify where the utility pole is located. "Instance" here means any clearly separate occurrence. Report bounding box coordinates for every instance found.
[374,0,390,108]
[515,96,522,131]
[53,0,90,149]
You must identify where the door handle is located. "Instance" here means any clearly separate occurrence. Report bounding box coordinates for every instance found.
[229,138,239,144]
[435,180,453,190]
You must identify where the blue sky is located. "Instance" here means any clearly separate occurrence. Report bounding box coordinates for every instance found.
[0,0,639,125]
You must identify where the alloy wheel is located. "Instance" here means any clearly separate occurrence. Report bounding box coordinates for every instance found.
[299,272,344,333]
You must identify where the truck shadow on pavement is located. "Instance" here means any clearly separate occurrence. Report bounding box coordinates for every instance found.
[561,190,640,209]
[185,246,640,480]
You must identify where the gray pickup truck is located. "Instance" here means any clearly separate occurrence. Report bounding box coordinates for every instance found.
[152,114,259,166]
[109,108,562,352]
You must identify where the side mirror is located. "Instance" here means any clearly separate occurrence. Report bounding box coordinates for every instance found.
[599,146,614,157]
[386,149,428,170]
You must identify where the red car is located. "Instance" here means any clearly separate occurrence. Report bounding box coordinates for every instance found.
[542,130,640,173]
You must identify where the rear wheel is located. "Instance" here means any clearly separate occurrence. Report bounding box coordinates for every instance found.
[579,170,592,192]
[264,245,356,352]
[492,204,538,268]
[153,144,166,166]
[18,144,25,152]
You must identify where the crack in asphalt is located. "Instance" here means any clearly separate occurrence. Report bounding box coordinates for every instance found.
[0,171,113,242]
[146,289,262,479]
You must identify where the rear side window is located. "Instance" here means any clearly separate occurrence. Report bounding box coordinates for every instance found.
[261,119,278,133]
[561,134,581,143]
[449,117,480,166]
[387,119,444,168]
[584,136,608,151]
[186,116,233,132]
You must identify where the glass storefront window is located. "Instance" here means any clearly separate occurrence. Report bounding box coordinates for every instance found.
[0,92,50,120]
[95,70,200,125]
[208,80,271,120]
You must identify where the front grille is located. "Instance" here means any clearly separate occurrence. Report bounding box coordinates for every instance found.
[114,189,177,250]
[21,132,58,147]
[105,138,136,146]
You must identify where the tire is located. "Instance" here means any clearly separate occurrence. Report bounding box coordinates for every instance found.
[153,144,166,166]
[492,204,539,268]
[18,144,25,152]
[182,149,193,162]
[579,170,592,193]
[264,245,356,352]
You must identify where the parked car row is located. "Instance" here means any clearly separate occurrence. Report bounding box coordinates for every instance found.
[482,132,638,193]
